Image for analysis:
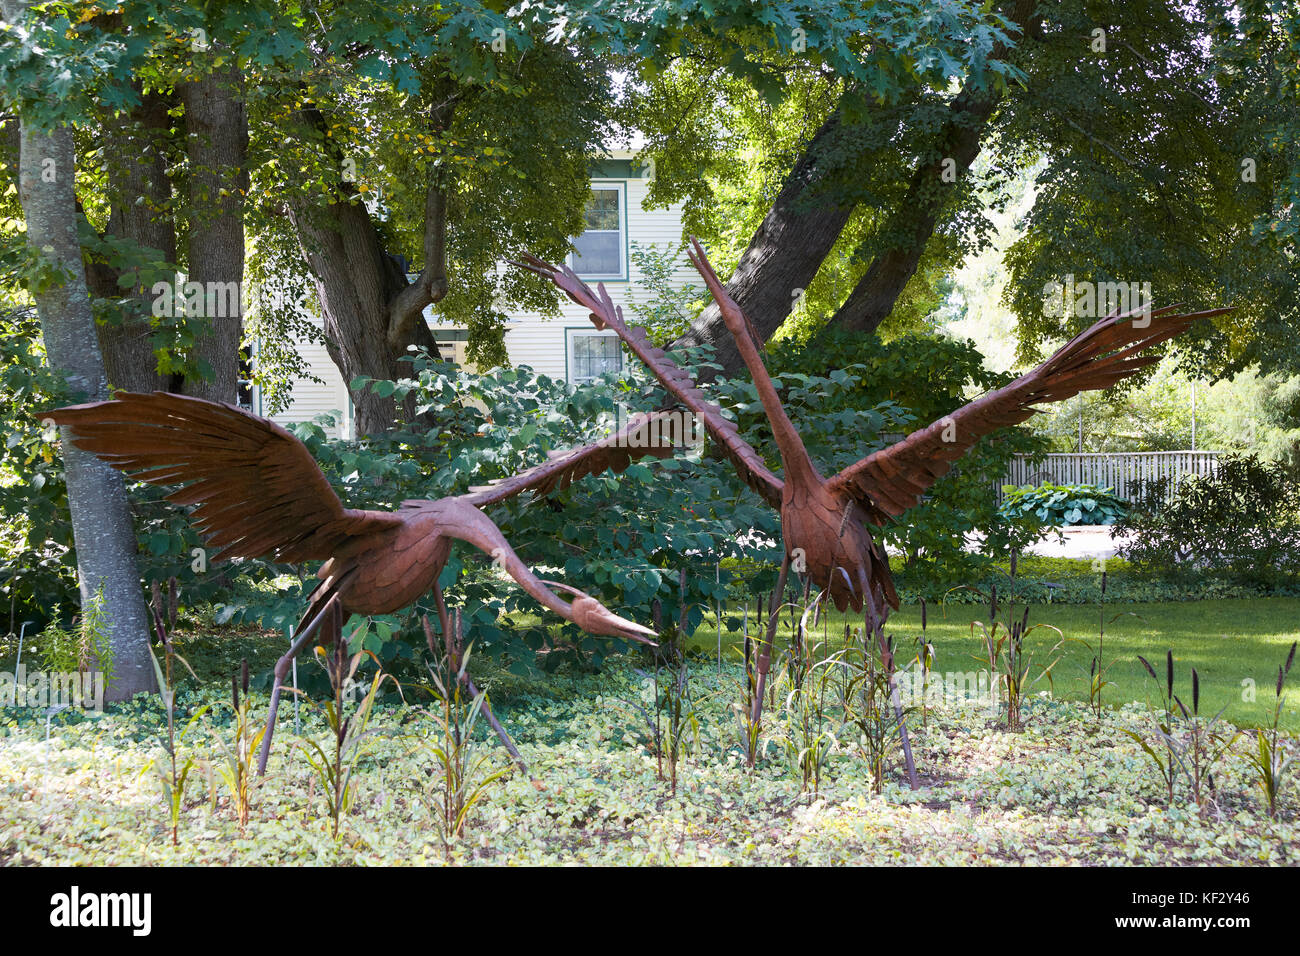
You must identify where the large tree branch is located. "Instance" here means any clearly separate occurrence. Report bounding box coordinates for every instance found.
[285,100,446,434]
[828,0,1033,335]
[387,180,449,350]
[670,100,856,379]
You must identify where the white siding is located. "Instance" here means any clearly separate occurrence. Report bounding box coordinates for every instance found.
[257,312,353,439]
[259,153,693,437]
[485,173,696,381]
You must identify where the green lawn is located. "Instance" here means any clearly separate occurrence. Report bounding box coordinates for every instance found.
[685,597,1300,731]
[4,595,1297,732]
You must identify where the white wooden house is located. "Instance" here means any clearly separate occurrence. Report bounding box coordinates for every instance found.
[252,150,695,438]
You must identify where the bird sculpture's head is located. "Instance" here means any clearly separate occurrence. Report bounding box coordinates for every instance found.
[543,581,658,645]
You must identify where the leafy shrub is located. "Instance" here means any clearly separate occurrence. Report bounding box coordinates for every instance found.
[1114,454,1300,587]
[0,307,77,626]
[756,327,1049,573]
[34,588,113,680]
[998,482,1128,527]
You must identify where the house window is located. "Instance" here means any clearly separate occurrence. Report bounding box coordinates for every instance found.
[432,329,470,368]
[568,330,622,382]
[569,185,625,279]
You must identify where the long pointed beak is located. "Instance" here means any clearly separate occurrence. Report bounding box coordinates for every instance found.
[593,611,659,645]
[542,581,658,646]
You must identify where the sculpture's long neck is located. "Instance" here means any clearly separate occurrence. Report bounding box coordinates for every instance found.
[436,500,575,622]
[496,541,573,622]
[732,325,820,489]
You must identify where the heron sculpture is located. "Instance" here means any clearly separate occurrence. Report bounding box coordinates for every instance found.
[46,391,674,772]
[517,239,1230,715]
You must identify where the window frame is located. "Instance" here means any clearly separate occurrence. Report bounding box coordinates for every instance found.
[567,180,628,281]
[431,328,469,367]
[565,326,624,383]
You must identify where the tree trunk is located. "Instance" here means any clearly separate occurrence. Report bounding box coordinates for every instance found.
[670,104,855,379]
[84,89,175,393]
[829,0,1033,334]
[288,195,445,435]
[6,96,172,394]
[11,65,155,699]
[286,106,448,436]
[825,90,998,334]
[179,61,248,404]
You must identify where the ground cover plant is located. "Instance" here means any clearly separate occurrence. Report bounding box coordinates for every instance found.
[1,647,1296,866]
[2,591,1297,866]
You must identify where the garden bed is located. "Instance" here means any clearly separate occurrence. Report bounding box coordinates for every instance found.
[1,660,1295,865]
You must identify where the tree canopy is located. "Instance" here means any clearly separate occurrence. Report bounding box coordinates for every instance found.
[624,0,1297,383]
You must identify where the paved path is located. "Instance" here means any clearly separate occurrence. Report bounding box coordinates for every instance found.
[1026,526,1133,560]
[963,526,1133,561]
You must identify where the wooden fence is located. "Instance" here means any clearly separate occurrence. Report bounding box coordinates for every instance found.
[1000,451,1222,502]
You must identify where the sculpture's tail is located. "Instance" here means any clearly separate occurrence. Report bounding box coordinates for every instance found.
[292,564,359,647]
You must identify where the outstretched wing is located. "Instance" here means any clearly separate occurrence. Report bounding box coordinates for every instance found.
[461,409,685,507]
[513,254,784,509]
[826,304,1232,522]
[44,391,402,563]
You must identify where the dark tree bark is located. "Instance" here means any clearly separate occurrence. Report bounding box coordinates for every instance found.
[289,188,446,435]
[8,0,155,699]
[287,106,446,436]
[83,89,175,393]
[829,0,1033,334]
[669,2,1031,356]
[179,61,249,404]
[670,104,855,379]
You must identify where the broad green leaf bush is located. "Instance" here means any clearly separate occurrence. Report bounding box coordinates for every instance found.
[998,481,1128,527]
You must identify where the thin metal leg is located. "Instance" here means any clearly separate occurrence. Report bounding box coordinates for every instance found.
[426,581,527,773]
[256,594,339,776]
[864,588,919,790]
[747,552,791,767]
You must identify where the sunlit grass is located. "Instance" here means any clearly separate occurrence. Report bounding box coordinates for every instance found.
[686,597,1300,731]
[5,593,1294,732]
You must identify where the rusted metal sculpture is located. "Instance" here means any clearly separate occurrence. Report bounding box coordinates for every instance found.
[46,391,667,772]
[517,239,1230,734]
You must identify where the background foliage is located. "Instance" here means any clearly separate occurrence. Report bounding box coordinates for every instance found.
[1115,454,1300,589]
